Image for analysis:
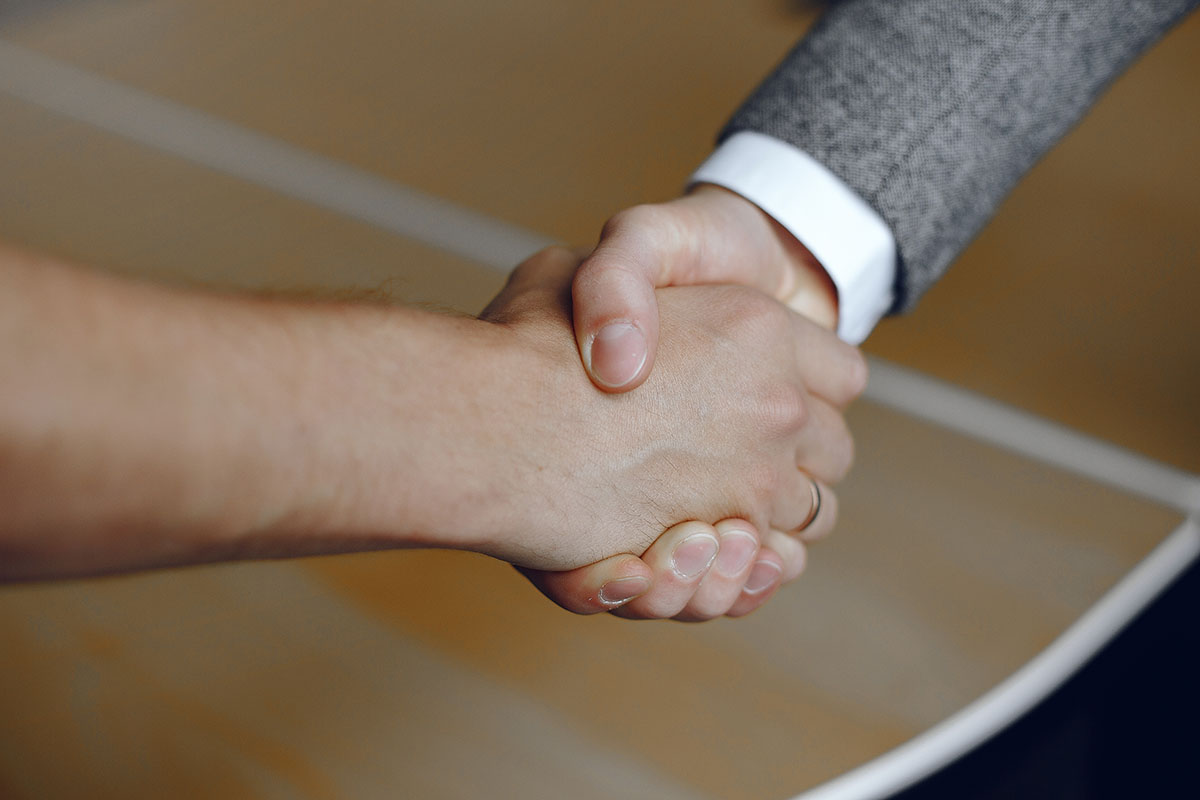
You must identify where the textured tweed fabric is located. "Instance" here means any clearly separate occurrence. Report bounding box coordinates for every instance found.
[724,0,1198,312]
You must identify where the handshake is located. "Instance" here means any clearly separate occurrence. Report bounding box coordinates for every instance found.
[475,186,867,621]
[0,187,866,624]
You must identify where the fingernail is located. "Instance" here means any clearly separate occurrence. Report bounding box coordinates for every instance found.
[714,531,757,577]
[599,576,649,606]
[588,321,646,388]
[743,560,782,595]
[671,533,719,579]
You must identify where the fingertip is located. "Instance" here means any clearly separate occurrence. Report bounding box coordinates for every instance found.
[595,556,655,611]
[712,519,760,578]
[598,570,653,610]
[725,553,785,618]
[763,528,809,583]
[572,245,661,393]
[781,539,809,582]
[744,557,785,597]
[614,520,718,619]
[582,319,651,391]
[671,519,761,621]
[519,555,652,615]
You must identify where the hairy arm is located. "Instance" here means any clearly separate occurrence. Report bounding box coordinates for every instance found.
[1,245,858,593]
[0,244,524,578]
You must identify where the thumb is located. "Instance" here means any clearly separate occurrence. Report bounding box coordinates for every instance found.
[517,555,653,614]
[572,207,681,392]
[573,189,797,393]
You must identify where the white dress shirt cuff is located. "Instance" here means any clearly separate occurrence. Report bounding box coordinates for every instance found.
[689,131,897,345]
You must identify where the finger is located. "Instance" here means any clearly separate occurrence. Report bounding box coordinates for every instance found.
[517,554,652,615]
[725,547,788,618]
[794,396,856,484]
[768,465,825,535]
[763,526,810,583]
[724,485,837,620]
[573,196,790,393]
[612,520,719,620]
[789,311,870,408]
[481,245,584,321]
[725,528,810,619]
[571,216,664,392]
[673,519,762,622]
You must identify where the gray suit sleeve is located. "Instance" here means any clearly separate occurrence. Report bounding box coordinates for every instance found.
[723,0,1197,312]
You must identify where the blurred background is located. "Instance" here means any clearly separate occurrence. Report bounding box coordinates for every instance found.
[0,2,1196,798]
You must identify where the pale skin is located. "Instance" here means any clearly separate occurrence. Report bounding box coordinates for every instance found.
[0,236,863,621]
[543,183,859,618]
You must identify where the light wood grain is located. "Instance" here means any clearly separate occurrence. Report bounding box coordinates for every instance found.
[0,1,1195,798]
[7,0,1197,469]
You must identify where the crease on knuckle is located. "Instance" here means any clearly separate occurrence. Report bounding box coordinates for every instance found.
[743,462,780,517]
[707,288,774,346]
[756,383,808,434]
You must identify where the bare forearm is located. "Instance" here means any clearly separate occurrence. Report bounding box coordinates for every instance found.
[0,243,860,591]
[0,246,509,579]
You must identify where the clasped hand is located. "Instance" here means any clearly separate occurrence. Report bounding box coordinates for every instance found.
[479,245,865,620]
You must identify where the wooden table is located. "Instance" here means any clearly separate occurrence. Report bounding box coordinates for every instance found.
[1,3,1196,797]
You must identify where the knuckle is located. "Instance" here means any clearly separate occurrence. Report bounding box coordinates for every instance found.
[843,347,870,399]
[595,203,689,287]
[505,258,536,284]
[718,288,784,341]
[761,299,796,344]
[573,258,636,301]
[602,204,668,242]
[744,462,782,511]
[539,243,576,262]
[775,537,807,581]
[757,384,808,433]
[508,245,578,291]
[824,419,856,482]
[602,205,641,235]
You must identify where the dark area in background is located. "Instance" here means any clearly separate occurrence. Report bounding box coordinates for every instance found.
[893,556,1199,800]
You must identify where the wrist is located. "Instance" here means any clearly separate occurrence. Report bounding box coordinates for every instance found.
[772,222,839,332]
[263,304,522,558]
[687,184,839,331]
[0,251,542,578]
[215,297,581,569]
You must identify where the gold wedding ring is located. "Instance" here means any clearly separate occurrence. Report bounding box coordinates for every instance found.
[794,477,822,533]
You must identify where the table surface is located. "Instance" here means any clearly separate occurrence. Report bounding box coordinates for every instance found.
[0,3,1196,798]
